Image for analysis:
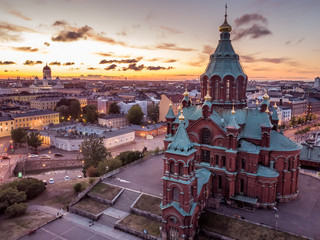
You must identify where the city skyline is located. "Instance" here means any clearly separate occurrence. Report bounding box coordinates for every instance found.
[0,0,319,81]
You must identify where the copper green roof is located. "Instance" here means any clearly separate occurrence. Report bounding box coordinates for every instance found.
[271,109,279,121]
[160,201,197,217]
[260,112,273,128]
[196,168,212,194]
[165,106,175,119]
[269,130,301,151]
[257,164,279,178]
[226,114,240,129]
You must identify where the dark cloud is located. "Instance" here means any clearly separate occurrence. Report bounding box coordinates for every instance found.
[233,14,271,41]
[241,55,289,64]
[44,42,50,46]
[87,67,98,70]
[104,64,117,71]
[53,20,67,26]
[233,24,271,41]
[285,37,305,45]
[234,14,268,27]
[52,25,92,42]
[95,52,113,57]
[146,66,174,71]
[241,55,256,62]
[23,60,42,65]
[155,43,195,52]
[147,58,159,62]
[0,61,16,65]
[63,62,74,66]
[202,45,214,55]
[122,63,144,71]
[0,22,37,42]
[49,61,61,66]
[8,11,31,21]
[164,59,177,63]
[4,70,8,72]
[90,34,127,46]
[99,57,142,64]
[11,46,38,52]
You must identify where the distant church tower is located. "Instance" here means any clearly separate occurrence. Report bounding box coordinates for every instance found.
[43,63,52,80]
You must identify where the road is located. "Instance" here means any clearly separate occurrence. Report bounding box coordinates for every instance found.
[27,169,84,183]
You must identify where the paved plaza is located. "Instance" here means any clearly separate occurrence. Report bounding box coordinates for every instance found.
[104,154,163,197]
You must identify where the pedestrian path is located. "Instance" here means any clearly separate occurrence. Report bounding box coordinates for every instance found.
[112,189,140,213]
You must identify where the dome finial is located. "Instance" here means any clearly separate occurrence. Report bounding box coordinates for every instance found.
[204,90,211,101]
[178,109,185,121]
[219,4,232,32]
[231,102,235,114]
[183,87,189,96]
[274,102,278,109]
[265,105,270,114]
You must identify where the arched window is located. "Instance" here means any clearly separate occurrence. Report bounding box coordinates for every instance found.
[201,128,211,145]
[169,161,175,174]
[236,81,239,101]
[226,79,230,101]
[222,156,226,167]
[218,175,222,189]
[172,187,179,201]
[178,163,183,176]
[241,158,245,170]
[240,179,245,193]
[215,80,219,100]
[215,155,219,166]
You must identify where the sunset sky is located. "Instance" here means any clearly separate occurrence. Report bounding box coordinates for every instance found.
[0,0,319,81]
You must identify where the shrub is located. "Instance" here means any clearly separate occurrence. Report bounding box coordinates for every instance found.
[86,166,99,177]
[118,150,142,165]
[155,146,160,155]
[5,203,27,217]
[10,178,45,200]
[89,178,95,184]
[73,183,83,193]
[0,187,26,206]
[97,158,122,176]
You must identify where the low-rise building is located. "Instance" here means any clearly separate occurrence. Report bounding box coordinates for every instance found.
[98,114,128,128]
[40,123,135,151]
[30,97,87,110]
[12,110,59,130]
[159,94,183,122]
[130,123,167,137]
[0,116,14,138]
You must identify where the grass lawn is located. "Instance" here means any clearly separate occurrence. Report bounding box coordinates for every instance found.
[199,211,304,240]
[0,211,55,240]
[120,214,161,237]
[133,194,162,216]
[28,178,92,210]
[73,198,109,215]
[90,182,122,200]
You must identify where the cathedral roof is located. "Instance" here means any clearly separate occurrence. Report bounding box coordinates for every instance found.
[43,64,51,70]
[165,105,176,119]
[167,118,195,156]
[271,109,279,121]
[201,14,246,80]
[196,168,212,194]
[257,165,279,178]
[260,112,273,128]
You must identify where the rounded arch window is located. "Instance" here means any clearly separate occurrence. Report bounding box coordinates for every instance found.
[201,128,211,144]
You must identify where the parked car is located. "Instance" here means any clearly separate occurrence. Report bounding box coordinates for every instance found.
[42,180,47,185]
[40,154,51,159]
[49,178,54,184]
[28,154,39,158]
[64,176,70,181]
[54,153,64,157]
[77,175,82,179]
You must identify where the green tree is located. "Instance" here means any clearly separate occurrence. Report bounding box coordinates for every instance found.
[26,132,43,151]
[56,105,69,121]
[108,102,120,114]
[10,178,45,200]
[0,187,26,212]
[83,104,98,124]
[56,98,69,108]
[73,183,84,193]
[127,104,144,125]
[80,137,111,176]
[117,150,142,165]
[5,203,27,217]
[97,158,122,176]
[147,103,159,123]
[86,166,99,177]
[11,128,27,147]
[69,99,81,120]
[290,115,297,126]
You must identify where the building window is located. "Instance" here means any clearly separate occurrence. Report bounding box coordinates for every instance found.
[241,158,245,170]
[169,161,175,174]
[172,187,179,202]
[240,179,244,193]
[215,155,219,166]
[201,150,210,163]
[218,175,222,189]
[222,156,226,167]
[226,80,230,101]
[178,163,183,176]
[201,128,211,145]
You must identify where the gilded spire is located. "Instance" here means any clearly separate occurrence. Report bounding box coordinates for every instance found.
[178,105,182,111]
[169,102,172,107]
[231,102,235,114]
[263,89,269,100]
[219,4,232,32]
[178,109,185,121]
[256,99,259,106]
[204,90,211,101]
[265,105,270,114]
[274,102,278,109]
[183,87,189,96]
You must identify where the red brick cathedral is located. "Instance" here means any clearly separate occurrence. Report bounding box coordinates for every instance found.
[161,9,301,240]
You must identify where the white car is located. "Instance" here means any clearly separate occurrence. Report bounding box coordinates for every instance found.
[77,175,82,178]
[40,154,51,159]
[28,154,39,158]
[49,178,54,184]
[64,176,70,181]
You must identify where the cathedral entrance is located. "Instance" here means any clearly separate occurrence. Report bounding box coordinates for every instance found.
[169,227,179,240]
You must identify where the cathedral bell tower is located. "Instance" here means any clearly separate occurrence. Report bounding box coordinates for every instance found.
[200,5,247,111]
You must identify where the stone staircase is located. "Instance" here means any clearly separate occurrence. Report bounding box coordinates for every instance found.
[112,189,140,212]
